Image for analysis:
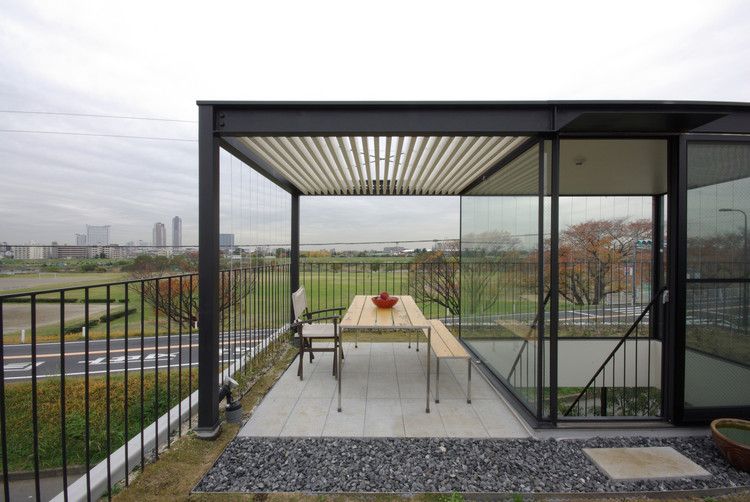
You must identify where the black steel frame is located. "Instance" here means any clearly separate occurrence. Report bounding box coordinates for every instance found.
[197,100,750,430]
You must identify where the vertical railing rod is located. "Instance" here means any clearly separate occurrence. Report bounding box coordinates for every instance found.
[30,295,41,502]
[105,285,112,500]
[0,300,9,502]
[139,281,146,472]
[153,279,159,462]
[123,284,129,486]
[166,277,172,448]
[188,274,194,420]
[84,288,91,500]
[60,291,69,501]
[177,276,183,438]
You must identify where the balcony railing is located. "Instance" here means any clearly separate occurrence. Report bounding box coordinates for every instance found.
[0,264,290,502]
[1,258,665,500]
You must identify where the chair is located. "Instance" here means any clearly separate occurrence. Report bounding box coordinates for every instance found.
[291,286,345,380]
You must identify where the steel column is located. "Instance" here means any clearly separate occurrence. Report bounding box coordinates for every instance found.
[196,105,222,438]
[291,192,300,321]
[665,135,687,425]
[548,137,560,425]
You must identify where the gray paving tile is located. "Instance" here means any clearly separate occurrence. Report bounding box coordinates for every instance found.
[364,398,405,437]
[241,343,530,440]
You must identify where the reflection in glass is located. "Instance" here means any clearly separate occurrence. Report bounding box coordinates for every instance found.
[685,142,750,408]
[461,145,542,413]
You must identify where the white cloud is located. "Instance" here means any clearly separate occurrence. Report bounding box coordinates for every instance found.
[1,0,749,247]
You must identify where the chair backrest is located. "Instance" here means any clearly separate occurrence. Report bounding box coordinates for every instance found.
[292,286,307,320]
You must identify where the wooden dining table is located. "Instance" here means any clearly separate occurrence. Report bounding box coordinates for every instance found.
[339,295,433,413]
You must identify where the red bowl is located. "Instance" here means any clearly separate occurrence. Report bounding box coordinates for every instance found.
[372,296,398,308]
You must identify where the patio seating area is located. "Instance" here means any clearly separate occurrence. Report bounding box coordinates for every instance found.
[239,341,530,438]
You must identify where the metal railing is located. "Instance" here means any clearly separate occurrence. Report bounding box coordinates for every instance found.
[299,261,461,324]
[0,264,290,502]
[562,287,667,418]
[1,258,668,500]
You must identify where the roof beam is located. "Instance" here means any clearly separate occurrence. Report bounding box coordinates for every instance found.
[221,137,299,194]
[208,102,554,136]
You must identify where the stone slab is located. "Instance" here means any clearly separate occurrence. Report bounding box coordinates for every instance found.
[583,446,711,481]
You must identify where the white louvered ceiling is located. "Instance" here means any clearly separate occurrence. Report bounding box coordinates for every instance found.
[237,135,530,195]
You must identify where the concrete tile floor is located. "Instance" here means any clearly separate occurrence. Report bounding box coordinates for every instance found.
[239,341,531,439]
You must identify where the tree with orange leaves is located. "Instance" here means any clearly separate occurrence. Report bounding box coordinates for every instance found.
[557,218,651,305]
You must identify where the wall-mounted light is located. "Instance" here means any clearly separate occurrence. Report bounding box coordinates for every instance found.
[218,377,243,423]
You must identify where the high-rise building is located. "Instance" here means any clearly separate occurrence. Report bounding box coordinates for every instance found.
[153,222,167,247]
[86,225,110,246]
[219,233,235,250]
[75,233,87,245]
[172,216,182,248]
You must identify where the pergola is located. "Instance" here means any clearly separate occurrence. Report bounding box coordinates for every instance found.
[196,101,750,437]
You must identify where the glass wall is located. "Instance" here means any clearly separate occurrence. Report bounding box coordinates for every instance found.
[685,140,750,408]
[461,143,548,416]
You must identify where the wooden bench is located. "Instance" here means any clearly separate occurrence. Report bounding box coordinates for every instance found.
[425,320,471,404]
[495,319,537,341]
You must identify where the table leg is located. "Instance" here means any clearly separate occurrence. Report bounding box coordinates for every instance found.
[338,331,342,412]
[436,358,440,403]
[426,326,431,413]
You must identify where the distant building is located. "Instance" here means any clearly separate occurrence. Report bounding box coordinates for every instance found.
[172,216,182,248]
[103,245,126,259]
[14,242,51,259]
[153,222,167,247]
[86,225,110,246]
[75,233,87,245]
[53,245,91,259]
[219,233,235,251]
[384,246,406,255]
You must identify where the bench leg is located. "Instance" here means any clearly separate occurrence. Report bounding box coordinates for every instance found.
[425,327,431,413]
[467,359,472,404]
[436,358,440,403]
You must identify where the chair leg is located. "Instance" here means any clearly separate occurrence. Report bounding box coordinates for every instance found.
[298,338,305,380]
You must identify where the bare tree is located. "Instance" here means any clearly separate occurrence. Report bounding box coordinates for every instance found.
[410,250,461,315]
[126,254,251,328]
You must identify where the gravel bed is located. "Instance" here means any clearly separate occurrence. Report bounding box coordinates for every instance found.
[195,435,750,495]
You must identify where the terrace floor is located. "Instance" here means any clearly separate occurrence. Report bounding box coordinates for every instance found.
[198,342,750,496]
[239,341,531,438]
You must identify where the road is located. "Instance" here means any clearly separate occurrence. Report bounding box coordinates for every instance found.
[2,330,276,382]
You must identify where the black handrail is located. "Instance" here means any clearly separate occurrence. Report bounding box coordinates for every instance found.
[563,286,667,417]
[507,290,551,381]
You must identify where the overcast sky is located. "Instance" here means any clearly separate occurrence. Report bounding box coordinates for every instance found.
[1,1,749,250]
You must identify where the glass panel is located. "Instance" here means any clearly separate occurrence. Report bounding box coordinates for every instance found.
[555,193,660,417]
[461,145,541,414]
[685,141,750,408]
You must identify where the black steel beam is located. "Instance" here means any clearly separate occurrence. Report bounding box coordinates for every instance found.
[460,137,540,195]
[196,100,750,137]
[195,105,221,439]
[221,137,299,195]
[205,102,555,136]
